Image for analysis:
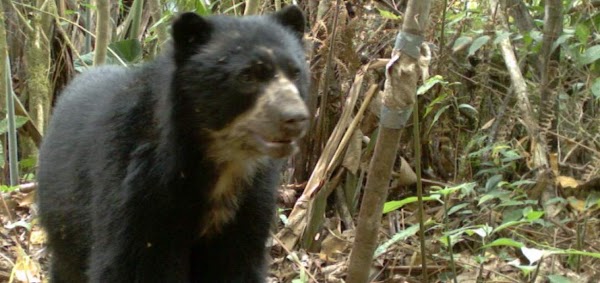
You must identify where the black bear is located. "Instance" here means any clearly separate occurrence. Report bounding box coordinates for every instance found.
[37,6,309,283]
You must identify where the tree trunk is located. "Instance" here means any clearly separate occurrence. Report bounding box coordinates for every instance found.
[346,0,432,282]
[244,0,259,15]
[0,0,6,117]
[539,0,562,111]
[0,0,17,185]
[505,0,536,33]
[24,0,54,148]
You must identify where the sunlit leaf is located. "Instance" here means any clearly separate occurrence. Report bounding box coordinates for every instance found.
[0,185,19,193]
[524,210,544,221]
[377,8,401,20]
[383,196,438,214]
[0,116,29,135]
[417,75,445,95]
[522,247,546,264]
[470,225,492,239]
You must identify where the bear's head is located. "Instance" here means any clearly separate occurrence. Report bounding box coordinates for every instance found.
[170,6,310,162]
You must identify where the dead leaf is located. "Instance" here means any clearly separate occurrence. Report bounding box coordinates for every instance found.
[567,196,586,213]
[481,118,495,130]
[29,228,47,246]
[342,129,363,174]
[17,192,36,207]
[549,153,559,175]
[556,176,579,188]
[12,247,41,283]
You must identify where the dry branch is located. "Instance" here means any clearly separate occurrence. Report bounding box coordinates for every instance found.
[491,0,548,169]
[490,0,561,219]
[276,65,374,250]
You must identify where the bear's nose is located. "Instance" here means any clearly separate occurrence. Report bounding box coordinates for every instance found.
[281,108,309,137]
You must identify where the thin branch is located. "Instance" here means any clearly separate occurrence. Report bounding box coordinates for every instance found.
[93,0,111,65]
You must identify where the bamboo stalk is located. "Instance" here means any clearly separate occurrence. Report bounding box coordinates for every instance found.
[93,0,111,65]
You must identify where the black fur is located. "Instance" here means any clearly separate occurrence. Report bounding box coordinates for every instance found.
[37,6,308,283]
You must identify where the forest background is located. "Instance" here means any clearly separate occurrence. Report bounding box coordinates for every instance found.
[0,0,599,282]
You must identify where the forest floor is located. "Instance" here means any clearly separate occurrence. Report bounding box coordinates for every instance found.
[0,180,599,282]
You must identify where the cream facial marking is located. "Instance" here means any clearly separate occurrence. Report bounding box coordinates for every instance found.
[199,71,308,236]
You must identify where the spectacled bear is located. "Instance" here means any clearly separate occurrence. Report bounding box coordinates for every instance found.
[37,6,309,283]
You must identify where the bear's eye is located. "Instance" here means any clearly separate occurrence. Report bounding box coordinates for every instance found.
[288,67,302,81]
[239,61,274,83]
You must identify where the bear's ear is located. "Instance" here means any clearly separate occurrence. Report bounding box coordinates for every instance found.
[271,5,305,40]
[171,12,213,64]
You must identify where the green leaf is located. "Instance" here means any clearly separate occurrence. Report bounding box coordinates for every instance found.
[493,31,511,45]
[468,35,490,56]
[485,174,503,191]
[195,0,212,15]
[424,92,448,117]
[19,156,37,170]
[553,249,600,259]
[447,202,469,216]
[377,8,401,20]
[458,103,478,115]
[383,196,438,214]
[551,34,573,54]
[375,224,419,257]
[74,52,95,71]
[417,75,445,95]
[591,78,600,99]
[478,188,510,206]
[0,185,19,193]
[483,238,524,249]
[575,23,590,45]
[524,210,544,221]
[547,275,575,283]
[516,265,536,275]
[0,116,29,135]
[578,45,600,65]
[432,104,450,120]
[74,39,142,71]
[493,220,527,233]
[109,39,143,63]
[452,36,472,52]
[502,209,523,223]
